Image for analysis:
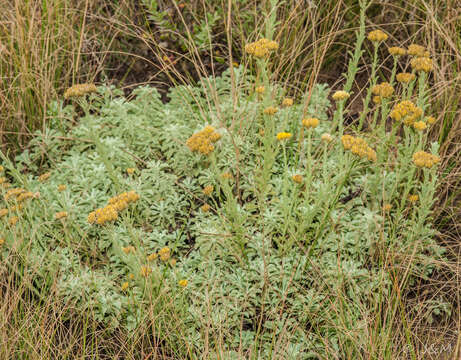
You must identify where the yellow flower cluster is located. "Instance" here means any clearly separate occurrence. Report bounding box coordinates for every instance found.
[302,117,319,129]
[158,246,171,261]
[412,151,440,168]
[388,47,406,56]
[178,279,188,287]
[245,38,279,58]
[332,91,350,102]
[367,30,388,42]
[292,174,303,184]
[201,203,211,212]
[64,83,98,99]
[396,72,416,83]
[390,100,423,126]
[426,116,436,124]
[276,132,292,141]
[263,106,279,115]
[255,86,265,94]
[221,172,233,180]
[341,135,377,162]
[54,211,68,220]
[413,121,427,131]
[410,57,433,72]
[9,216,19,226]
[372,82,394,98]
[202,185,213,196]
[121,282,129,291]
[140,265,152,277]
[126,168,136,175]
[408,194,419,203]
[88,191,139,225]
[4,188,36,203]
[407,44,429,58]
[186,125,221,155]
[122,246,135,254]
[383,203,392,212]
[0,177,6,184]
[38,172,51,182]
[282,98,293,107]
[58,184,67,192]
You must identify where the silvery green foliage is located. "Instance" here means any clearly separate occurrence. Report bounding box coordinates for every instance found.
[0,67,446,357]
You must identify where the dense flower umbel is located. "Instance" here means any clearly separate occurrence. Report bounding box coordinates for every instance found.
[64,83,98,99]
[58,184,67,192]
[282,98,294,107]
[178,279,188,287]
[388,47,406,56]
[396,72,416,83]
[54,211,68,220]
[245,38,279,58]
[371,82,394,98]
[201,204,211,212]
[407,44,429,57]
[4,188,26,201]
[332,91,350,101]
[302,118,319,128]
[276,132,292,141]
[413,121,427,131]
[202,185,213,196]
[410,57,433,72]
[292,174,303,184]
[255,86,265,94]
[426,116,436,124]
[390,100,423,126]
[88,191,139,225]
[341,135,377,162]
[412,151,440,168]
[263,106,278,115]
[186,125,221,155]
[367,30,388,42]
[409,194,419,203]
[159,247,171,261]
[38,172,51,182]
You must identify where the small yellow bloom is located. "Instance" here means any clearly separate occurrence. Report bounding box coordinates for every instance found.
[383,203,392,212]
[121,282,129,291]
[407,44,429,57]
[186,125,221,155]
[282,98,294,107]
[413,121,427,131]
[203,185,214,196]
[255,86,265,94]
[129,273,135,280]
[412,151,440,168]
[232,61,239,67]
[38,172,51,182]
[0,177,6,184]
[276,132,292,141]
[396,72,416,83]
[148,253,158,261]
[388,47,406,56]
[263,106,279,115]
[140,265,152,277]
[0,165,3,172]
[341,135,376,162]
[245,38,278,58]
[178,279,188,287]
[302,117,319,129]
[321,133,333,143]
[64,83,98,99]
[54,211,68,220]
[0,238,4,246]
[371,82,394,98]
[221,172,233,180]
[368,30,388,42]
[408,194,419,203]
[58,184,67,192]
[292,174,303,184]
[390,100,423,126]
[126,168,136,175]
[8,216,19,226]
[410,57,433,72]
[122,246,135,254]
[201,204,211,212]
[373,96,382,104]
[159,246,171,261]
[332,90,350,102]
[426,116,436,124]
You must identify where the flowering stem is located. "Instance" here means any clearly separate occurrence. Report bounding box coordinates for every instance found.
[359,43,379,130]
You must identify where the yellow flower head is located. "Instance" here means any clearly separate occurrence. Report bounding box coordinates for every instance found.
[276,132,292,141]
[58,184,67,192]
[122,246,135,254]
[9,216,19,227]
[148,253,158,261]
[0,166,3,172]
[390,100,423,126]
[38,172,51,182]
[292,174,303,184]
[396,72,416,83]
[64,83,98,99]
[341,135,376,162]
[0,177,6,184]
[203,185,214,196]
[388,47,406,56]
[0,238,4,246]
[408,194,419,203]
[413,121,427,131]
[321,133,333,143]
[383,203,392,212]
[255,86,265,94]
[302,117,319,129]
[245,38,278,58]
[126,168,136,175]
[201,203,211,212]
[221,172,233,180]
[368,30,388,42]
[159,246,171,262]
[373,96,382,104]
[371,82,394,98]
[128,273,135,280]
[140,265,152,277]
[54,211,68,220]
[426,116,436,124]
[17,191,34,202]
[412,151,440,168]
[121,282,129,291]
[178,279,188,287]
[263,106,279,115]
[282,98,294,107]
[332,91,350,102]
[186,125,221,155]
[410,57,433,72]
[407,44,429,57]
